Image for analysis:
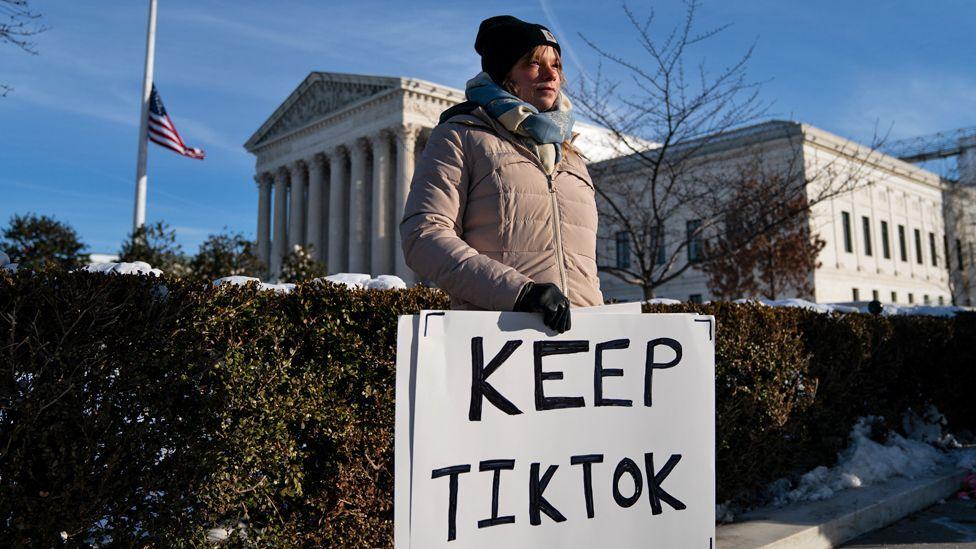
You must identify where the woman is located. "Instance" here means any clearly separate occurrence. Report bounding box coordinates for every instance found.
[400,15,602,333]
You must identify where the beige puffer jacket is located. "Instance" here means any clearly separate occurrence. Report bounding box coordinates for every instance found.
[400,106,603,310]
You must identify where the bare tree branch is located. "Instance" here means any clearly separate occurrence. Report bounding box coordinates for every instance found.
[571,1,885,300]
[1,0,46,96]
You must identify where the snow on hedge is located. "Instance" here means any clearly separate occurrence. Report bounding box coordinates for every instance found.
[643,297,683,305]
[210,273,407,293]
[0,251,18,273]
[854,303,968,318]
[212,276,295,293]
[82,261,163,277]
[733,297,859,314]
[732,297,968,317]
[317,273,407,290]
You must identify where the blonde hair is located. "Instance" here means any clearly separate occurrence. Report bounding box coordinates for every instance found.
[502,45,582,159]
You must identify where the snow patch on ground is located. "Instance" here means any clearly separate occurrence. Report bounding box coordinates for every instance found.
[957,449,976,471]
[767,416,944,507]
[83,261,163,277]
[212,276,295,293]
[903,405,962,449]
[717,406,973,523]
[318,273,407,290]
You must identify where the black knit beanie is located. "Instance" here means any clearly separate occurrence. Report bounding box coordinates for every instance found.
[474,15,561,85]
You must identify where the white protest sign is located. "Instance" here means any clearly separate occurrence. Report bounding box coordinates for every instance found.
[395,310,715,549]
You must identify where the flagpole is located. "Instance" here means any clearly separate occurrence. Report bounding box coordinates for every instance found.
[133,0,157,232]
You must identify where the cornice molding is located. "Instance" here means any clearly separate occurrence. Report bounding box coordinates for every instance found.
[246,73,463,157]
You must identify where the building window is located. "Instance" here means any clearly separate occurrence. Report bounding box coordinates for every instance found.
[872,289,879,301]
[688,294,703,304]
[923,294,930,305]
[957,238,965,270]
[852,288,860,301]
[650,224,666,265]
[928,232,937,267]
[914,229,923,264]
[615,231,630,269]
[880,221,891,259]
[890,291,897,303]
[686,220,703,263]
[898,224,907,262]
[841,211,853,253]
[908,292,914,304]
[862,216,873,256]
[938,296,945,306]
[944,236,949,270]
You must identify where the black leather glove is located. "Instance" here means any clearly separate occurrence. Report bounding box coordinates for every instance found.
[513,282,572,333]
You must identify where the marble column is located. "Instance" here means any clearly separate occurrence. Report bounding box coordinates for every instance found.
[255,174,272,273]
[306,153,326,261]
[347,138,369,273]
[271,167,289,278]
[321,157,331,266]
[370,131,393,275]
[288,160,307,252]
[394,124,419,282]
[327,146,348,273]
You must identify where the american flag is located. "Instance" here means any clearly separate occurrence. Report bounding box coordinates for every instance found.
[147,84,205,160]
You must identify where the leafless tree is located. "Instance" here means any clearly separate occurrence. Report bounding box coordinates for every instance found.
[943,182,976,306]
[571,1,885,300]
[700,175,826,300]
[1,0,46,96]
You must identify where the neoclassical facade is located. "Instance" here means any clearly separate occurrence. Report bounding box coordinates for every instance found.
[246,72,972,306]
[595,121,960,306]
[246,71,625,281]
[245,72,464,281]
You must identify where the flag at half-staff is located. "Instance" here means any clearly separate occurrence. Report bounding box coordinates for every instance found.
[147,84,205,159]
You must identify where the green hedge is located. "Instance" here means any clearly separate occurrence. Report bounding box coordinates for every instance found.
[0,271,972,546]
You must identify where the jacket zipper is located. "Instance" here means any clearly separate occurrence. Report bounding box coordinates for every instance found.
[455,116,571,298]
[547,173,570,299]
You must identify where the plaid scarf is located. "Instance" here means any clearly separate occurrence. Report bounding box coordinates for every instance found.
[465,72,575,173]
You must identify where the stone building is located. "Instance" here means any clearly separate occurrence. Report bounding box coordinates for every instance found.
[245,71,621,282]
[246,71,973,305]
[244,72,461,282]
[595,121,956,306]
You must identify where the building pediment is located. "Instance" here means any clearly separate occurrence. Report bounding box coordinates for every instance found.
[245,72,402,151]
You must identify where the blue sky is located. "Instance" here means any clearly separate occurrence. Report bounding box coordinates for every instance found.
[2,0,974,254]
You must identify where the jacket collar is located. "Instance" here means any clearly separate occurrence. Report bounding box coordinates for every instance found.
[463,106,584,175]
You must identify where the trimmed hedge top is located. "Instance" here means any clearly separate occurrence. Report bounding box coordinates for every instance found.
[1,270,972,546]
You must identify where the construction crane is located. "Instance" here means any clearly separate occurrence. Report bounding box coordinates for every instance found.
[882,126,976,163]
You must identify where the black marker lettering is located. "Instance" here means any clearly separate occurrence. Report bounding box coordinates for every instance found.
[644,338,682,407]
[594,339,632,407]
[469,337,523,421]
[534,341,589,411]
[477,459,516,528]
[431,464,472,541]
[644,453,686,515]
[529,463,566,525]
[570,454,604,519]
[612,457,643,508]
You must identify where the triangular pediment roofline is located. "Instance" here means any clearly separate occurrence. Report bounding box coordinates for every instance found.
[244,71,464,151]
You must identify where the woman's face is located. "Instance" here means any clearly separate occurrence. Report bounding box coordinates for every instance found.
[507,46,562,111]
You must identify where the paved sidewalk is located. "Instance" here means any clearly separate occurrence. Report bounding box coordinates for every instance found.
[841,498,976,548]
